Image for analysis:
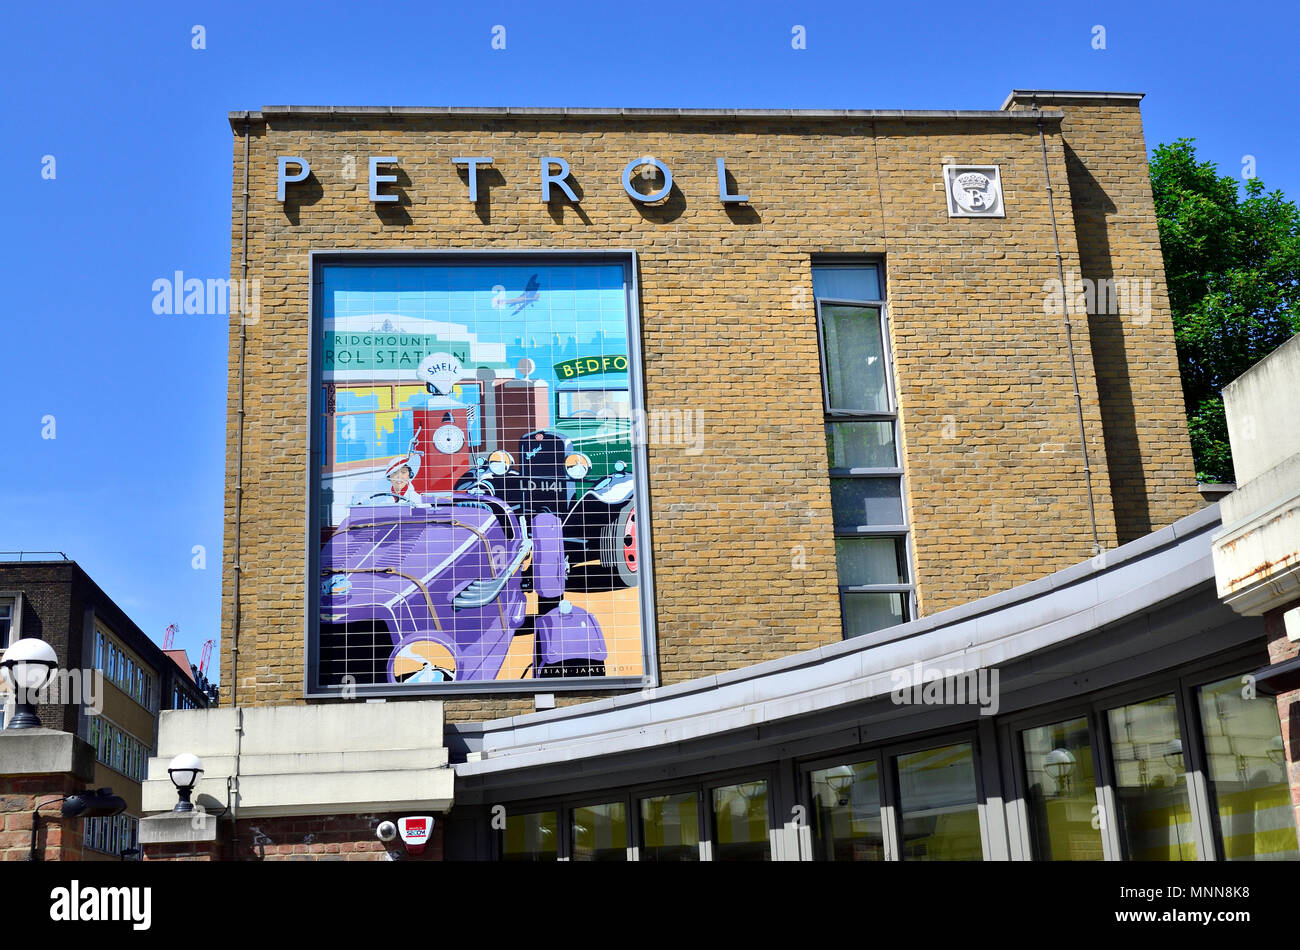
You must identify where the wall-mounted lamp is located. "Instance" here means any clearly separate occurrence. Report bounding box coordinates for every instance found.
[30,788,126,861]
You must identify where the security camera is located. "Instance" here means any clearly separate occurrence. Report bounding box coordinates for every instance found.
[376,820,398,842]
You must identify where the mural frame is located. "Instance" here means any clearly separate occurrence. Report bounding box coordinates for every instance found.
[303,249,659,698]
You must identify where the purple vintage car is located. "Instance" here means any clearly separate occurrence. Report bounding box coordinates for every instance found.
[317,492,606,686]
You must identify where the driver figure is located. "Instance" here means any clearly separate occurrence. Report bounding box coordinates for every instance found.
[385,452,422,504]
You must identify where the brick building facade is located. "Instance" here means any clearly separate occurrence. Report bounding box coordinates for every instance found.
[218,91,1199,720]
[135,90,1300,864]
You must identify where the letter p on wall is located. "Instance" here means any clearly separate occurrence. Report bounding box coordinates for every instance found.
[277,156,310,201]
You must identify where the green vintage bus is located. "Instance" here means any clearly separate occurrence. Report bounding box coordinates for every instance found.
[550,376,634,481]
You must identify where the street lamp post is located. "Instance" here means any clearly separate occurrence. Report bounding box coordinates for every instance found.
[167,753,204,812]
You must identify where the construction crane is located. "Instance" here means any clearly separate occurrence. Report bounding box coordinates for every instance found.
[199,639,215,677]
[163,623,178,650]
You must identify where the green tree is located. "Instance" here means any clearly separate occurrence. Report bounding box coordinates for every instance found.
[1150,139,1300,482]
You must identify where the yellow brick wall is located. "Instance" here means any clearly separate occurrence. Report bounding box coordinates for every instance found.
[1005,94,1202,541]
[220,106,1197,720]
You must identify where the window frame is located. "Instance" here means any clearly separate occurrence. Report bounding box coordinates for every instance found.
[797,728,988,861]
[491,764,780,861]
[811,261,917,636]
[802,749,889,861]
[995,649,1280,862]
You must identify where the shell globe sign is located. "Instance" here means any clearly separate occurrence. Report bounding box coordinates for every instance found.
[307,252,656,696]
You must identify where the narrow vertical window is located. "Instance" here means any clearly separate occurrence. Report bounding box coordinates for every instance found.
[812,262,912,637]
[1196,675,1300,860]
[710,781,771,861]
[1021,717,1104,860]
[1106,694,1196,860]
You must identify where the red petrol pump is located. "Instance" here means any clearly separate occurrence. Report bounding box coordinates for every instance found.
[411,352,473,494]
[411,397,472,494]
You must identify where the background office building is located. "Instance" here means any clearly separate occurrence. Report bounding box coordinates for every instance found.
[0,557,212,860]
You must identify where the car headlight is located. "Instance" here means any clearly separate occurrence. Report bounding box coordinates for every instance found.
[565,452,592,480]
[488,449,515,476]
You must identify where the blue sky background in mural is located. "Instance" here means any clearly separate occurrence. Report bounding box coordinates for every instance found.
[323,263,630,391]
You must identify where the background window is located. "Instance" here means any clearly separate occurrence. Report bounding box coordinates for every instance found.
[571,801,628,861]
[639,792,700,862]
[896,742,983,860]
[1021,717,1104,860]
[500,810,558,861]
[810,761,884,861]
[710,781,771,861]
[1197,675,1300,861]
[1106,694,1196,860]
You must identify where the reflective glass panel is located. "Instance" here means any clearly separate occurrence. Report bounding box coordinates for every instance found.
[1198,675,1300,860]
[810,761,884,861]
[639,792,699,862]
[841,592,907,638]
[500,810,558,861]
[1022,717,1104,860]
[812,265,881,302]
[571,801,628,862]
[831,478,903,530]
[820,305,887,412]
[1106,695,1196,860]
[897,742,983,860]
[827,421,897,469]
[835,537,908,586]
[711,781,771,861]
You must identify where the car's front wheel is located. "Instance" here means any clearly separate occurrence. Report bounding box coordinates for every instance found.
[598,503,638,588]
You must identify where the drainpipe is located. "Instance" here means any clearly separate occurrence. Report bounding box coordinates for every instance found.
[232,120,249,708]
[229,117,252,852]
[1035,108,1101,554]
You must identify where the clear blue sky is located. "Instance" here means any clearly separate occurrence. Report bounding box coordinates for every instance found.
[1,0,1294,684]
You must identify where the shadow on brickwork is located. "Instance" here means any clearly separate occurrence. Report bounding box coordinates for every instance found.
[1065,143,1152,544]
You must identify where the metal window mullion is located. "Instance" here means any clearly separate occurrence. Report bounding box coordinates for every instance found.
[881,751,901,861]
[1089,708,1125,861]
[829,468,904,477]
[1001,724,1034,860]
[1175,680,1219,861]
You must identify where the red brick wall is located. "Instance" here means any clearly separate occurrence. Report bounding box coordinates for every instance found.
[144,814,445,861]
[1265,604,1300,837]
[0,774,87,861]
